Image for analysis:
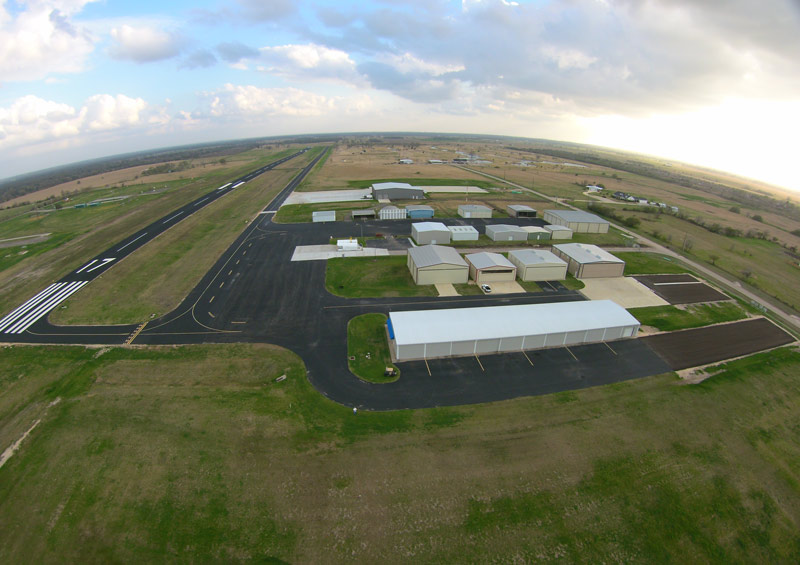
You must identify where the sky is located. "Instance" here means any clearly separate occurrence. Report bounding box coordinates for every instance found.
[1,0,799,192]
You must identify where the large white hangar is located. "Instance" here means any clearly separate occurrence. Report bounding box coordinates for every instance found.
[552,243,625,278]
[543,210,610,233]
[387,300,640,360]
[508,249,567,281]
[407,245,468,285]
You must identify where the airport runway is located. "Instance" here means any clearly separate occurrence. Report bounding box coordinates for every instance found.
[0,149,675,409]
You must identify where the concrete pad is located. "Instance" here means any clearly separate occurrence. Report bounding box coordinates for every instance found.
[486,281,526,294]
[579,276,669,308]
[283,188,372,206]
[435,283,459,297]
[418,185,488,193]
[291,244,390,261]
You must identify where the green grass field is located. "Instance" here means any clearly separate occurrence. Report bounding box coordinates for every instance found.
[3,344,800,562]
[618,252,692,275]
[629,302,748,331]
[326,255,437,298]
[274,201,376,223]
[347,313,399,382]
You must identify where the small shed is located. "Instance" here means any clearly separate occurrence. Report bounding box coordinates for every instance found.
[351,209,376,220]
[406,204,435,219]
[508,249,567,281]
[522,226,551,241]
[543,210,610,233]
[465,252,517,283]
[448,225,479,241]
[379,205,406,220]
[544,225,573,239]
[412,222,451,245]
[458,204,492,219]
[407,245,468,285]
[506,204,537,218]
[552,243,625,278]
[337,239,360,252]
[485,224,528,242]
[312,210,336,223]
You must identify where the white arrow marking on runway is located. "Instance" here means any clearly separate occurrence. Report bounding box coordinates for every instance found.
[86,258,115,273]
[76,259,97,273]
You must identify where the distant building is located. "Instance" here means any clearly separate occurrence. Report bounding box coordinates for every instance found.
[521,226,551,241]
[371,182,425,201]
[428,159,446,164]
[406,204,435,219]
[378,205,406,220]
[543,225,573,239]
[506,204,537,218]
[312,210,336,223]
[485,224,528,242]
[407,245,468,285]
[448,225,479,241]
[412,222,451,245]
[543,210,610,233]
[399,158,414,164]
[552,243,625,278]
[458,204,492,219]
[351,209,376,220]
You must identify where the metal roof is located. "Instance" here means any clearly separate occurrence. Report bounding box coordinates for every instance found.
[486,224,527,233]
[448,225,479,234]
[408,245,467,268]
[466,252,515,270]
[545,210,609,224]
[406,204,434,211]
[458,204,491,211]
[553,243,624,264]
[312,210,335,219]
[522,226,549,233]
[373,182,418,190]
[508,204,536,211]
[508,249,566,267]
[544,224,572,232]
[390,300,639,345]
[412,221,449,232]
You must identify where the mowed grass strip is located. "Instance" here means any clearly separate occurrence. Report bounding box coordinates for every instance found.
[630,302,749,331]
[347,313,399,383]
[2,344,800,561]
[619,251,691,275]
[326,255,437,298]
[50,160,311,324]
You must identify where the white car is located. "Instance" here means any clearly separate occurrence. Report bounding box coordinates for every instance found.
[480,284,492,293]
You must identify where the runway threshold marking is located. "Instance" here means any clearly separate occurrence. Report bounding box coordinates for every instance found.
[565,346,578,361]
[603,341,618,355]
[475,355,485,371]
[424,358,431,376]
[522,350,534,366]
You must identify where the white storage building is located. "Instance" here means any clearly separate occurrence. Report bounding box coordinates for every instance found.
[312,210,335,223]
[379,205,406,220]
[412,222,451,245]
[543,210,610,233]
[465,252,517,283]
[448,225,479,241]
[407,245,468,285]
[388,300,641,360]
[552,243,625,278]
[508,249,567,281]
[458,204,492,218]
[544,224,573,239]
[486,224,528,242]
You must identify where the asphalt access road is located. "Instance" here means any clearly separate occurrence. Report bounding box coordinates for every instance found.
[0,149,308,341]
[132,215,673,409]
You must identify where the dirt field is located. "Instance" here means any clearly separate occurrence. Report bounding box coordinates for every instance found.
[643,318,795,370]
[634,274,730,304]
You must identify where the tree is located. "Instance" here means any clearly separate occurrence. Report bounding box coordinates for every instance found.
[752,214,763,222]
[709,253,719,265]
[729,206,740,213]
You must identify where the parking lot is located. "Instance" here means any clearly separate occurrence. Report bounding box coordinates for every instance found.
[634,274,730,304]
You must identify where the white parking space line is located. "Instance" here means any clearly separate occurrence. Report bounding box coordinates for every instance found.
[163,211,184,224]
[117,233,147,252]
[4,281,89,334]
[0,284,62,332]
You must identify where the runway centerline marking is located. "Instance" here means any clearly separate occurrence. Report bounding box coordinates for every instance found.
[117,233,147,252]
[163,211,184,224]
[194,197,209,206]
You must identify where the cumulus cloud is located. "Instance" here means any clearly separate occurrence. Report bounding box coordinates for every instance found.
[235,0,296,21]
[109,24,182,63]
[257,43,363,84]
[0,93,165,150]
[0,0,97,81]
[181,50,217,69]
[216,41,259,64]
